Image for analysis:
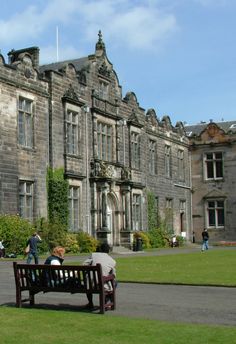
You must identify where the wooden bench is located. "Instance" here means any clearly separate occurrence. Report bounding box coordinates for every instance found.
[13,262,116,314]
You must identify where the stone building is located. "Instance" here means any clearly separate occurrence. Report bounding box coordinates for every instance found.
[186,121,236,242]
[0,47,48,220]
[0,32,194,248]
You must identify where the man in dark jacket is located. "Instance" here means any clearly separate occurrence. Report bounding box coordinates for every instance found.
[201,228,209,251]
[26,232,42,264]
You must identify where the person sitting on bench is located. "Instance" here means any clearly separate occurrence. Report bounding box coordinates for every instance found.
[83,242,116,309]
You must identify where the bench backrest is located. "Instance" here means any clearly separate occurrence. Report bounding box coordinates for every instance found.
[13,262,104,292]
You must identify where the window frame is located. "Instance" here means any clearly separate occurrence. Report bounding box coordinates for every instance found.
[132,193,142,231]
[68,185,80,231]
[178,149,185,181]
[19,180,34,221]
[131,131,140,169]
[66,109,80,156]
[205,199,225,228]
[97,121,113,161]
[18,97,33,148]
[149,139,157,175]
[98,80,109,100]
[204,152,223,180]
[165,145,171,178]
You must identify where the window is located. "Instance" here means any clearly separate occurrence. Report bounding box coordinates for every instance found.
[132,194,141,231]
[206,200,224,227]
[178,150,185,181]
[18,97,33,147]
[204,152,223,180]
[131,132,140,169]
[165,145,171,177]
[19,181,33,221]
[165,198,173,231]
[68,186,79,231]
[97,122,112,161]
[66,110,80,155]
[149,140,157,174]
[99,81,109,100]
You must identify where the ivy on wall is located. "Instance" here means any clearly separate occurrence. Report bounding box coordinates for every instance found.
[147,190,159,231]
[47,167,69,226]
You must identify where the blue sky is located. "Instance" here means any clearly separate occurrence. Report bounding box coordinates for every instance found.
[0,0,236,125]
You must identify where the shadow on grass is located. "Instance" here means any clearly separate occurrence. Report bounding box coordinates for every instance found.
[0,302,102,314]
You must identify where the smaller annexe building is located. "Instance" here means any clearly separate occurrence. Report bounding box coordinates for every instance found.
[186,120,236,242]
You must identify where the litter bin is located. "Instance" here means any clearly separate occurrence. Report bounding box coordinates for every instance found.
[136,237,143,251]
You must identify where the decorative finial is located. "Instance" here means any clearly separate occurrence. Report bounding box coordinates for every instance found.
[96,30,106,52]
[98,30,103,43]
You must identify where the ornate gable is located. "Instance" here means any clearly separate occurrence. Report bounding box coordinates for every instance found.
[146,109,158,127]
[201,123,226,142]
[128,109,141,127]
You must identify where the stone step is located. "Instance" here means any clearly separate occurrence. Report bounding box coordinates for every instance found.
[112,245,133,254]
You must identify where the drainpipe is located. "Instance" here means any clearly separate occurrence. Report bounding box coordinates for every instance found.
[83,105,90,234]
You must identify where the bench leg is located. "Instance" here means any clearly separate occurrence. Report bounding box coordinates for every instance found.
[16,288,22,308]
[99,292,105,314]
[29,292,35,305]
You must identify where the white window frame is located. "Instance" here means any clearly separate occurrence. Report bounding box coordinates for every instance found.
[204,152,223,180]
[205,199,225,228]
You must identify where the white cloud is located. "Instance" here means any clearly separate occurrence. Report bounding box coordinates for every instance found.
[0,0,178,55]
[39,45,84,65]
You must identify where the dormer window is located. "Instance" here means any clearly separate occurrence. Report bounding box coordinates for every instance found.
[99,80,109,100]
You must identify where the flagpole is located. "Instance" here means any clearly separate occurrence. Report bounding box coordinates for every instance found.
[56,26,59,62]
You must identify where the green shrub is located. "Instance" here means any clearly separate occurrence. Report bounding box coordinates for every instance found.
[133,231,151,249]
[0,215,34,255]
[176,235,185,247]
[147,227,169,248]
[36,219,67,252]
[64,233,80,253]
[77,232,99,253]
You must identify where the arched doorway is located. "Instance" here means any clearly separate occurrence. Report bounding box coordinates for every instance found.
[106,193,119,247]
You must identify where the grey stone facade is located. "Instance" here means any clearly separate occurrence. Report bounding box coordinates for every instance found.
[0,32,204,247]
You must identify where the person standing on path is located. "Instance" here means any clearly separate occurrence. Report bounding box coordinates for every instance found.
[0,240,5,258]
[201,228,209,251]
[26,232,42,264]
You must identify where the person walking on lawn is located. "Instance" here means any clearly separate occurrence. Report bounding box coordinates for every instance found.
[26,232,42,264]
[201,228,209,251]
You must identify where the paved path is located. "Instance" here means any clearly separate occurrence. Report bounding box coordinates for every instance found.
[1,246,236,326]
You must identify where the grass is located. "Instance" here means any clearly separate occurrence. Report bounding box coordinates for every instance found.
[0,307,236,344]
[116,249,236,286]
[1,248,236,343]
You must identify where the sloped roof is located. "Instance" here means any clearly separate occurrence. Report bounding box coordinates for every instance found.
[39,56,89,73]
[185,120,236,137]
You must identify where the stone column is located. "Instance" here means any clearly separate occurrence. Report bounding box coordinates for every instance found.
[101,182,109,230]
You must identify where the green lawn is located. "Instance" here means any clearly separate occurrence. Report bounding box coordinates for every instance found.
[116,249,236,286]
[0,307,236,344]
[1,249,235,343]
